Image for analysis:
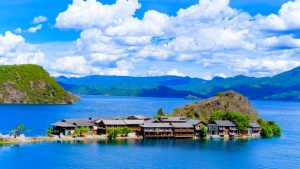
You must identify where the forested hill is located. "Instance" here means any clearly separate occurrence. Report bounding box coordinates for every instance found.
[0,64,78,104]
[57,66,300,101]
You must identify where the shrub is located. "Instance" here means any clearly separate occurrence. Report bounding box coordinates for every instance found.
[258,118,281,138]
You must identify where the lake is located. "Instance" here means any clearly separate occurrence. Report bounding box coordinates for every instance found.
[0,95,300,169]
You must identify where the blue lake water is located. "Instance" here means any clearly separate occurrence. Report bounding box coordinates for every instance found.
[0,95,300,169]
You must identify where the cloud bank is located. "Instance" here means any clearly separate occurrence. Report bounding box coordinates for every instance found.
[2,0,300,78]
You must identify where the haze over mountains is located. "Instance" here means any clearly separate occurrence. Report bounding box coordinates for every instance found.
[57,66,300,101]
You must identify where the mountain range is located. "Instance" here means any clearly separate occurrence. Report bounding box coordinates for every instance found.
[56,66,300,101]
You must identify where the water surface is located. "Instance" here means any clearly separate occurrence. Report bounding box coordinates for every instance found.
[0,95,299,169]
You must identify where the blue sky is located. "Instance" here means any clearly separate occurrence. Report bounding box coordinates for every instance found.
[0,0,300,79]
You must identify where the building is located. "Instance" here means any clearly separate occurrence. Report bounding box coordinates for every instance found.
[159,116,187,123]
[248,122,261,137]
[142,122,174,138]
[188,119,207,137]
[208,120,238,137]
[52,118,96,136]
[123,120,144,134]
[171,123,194,138]
[127,115,151,121]
[95,119,126,134]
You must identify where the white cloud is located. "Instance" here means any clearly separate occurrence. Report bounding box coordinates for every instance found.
[167,69,185,77]
[49,0,300,77]
[33,16,48,24]
[27,24,42,33]
[262,0,300,30]
[0,31,46,66]
[14,28,23,34]
[56,0,141,29]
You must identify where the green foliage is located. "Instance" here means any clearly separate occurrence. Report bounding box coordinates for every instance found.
[211,111,251,131]
[0,139,8,144]
[0,64,77,104]
[74,126,90,136]
[10,123,28,136]
[106,127,133,140]
[258,118,281,138]
[46,128,54,135]
[121,127,133,136]
[154,108,165,119]
[201,126,208,137]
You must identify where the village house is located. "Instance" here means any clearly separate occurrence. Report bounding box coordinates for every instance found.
[188,119,207,137]
[52,118,97,136]
[248,122,261,137]
[171,122,194,138]
[142,122,174,138]
[95,119,126,134]
[208,120,238,137]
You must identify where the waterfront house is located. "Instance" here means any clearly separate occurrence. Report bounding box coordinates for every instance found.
[96,120,126,134]
[208,120,238,137]
[123,120,144,134]
[159,116,187,123]
[171,122,194,138]
[188,119,207,137]
[248,122,261,137]
[142,122,174,138]
[52,118,96,136]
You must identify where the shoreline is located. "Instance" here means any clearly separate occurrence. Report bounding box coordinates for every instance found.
[0,134,261,146]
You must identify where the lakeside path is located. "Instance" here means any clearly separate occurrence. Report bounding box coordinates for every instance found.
[0,134,143,145]
[1,134,262,146]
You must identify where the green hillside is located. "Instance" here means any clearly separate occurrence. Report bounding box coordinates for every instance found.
[171,91,259,123]
[0,64,78,104]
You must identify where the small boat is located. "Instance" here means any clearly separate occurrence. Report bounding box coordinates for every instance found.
[56,140,62,143]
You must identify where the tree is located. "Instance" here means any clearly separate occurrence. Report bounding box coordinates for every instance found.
[121,127,133,136]
[258,118,281,138]
[11,124,28,137]
[74,126,90,137]
[200,126,208,137]
[154,108,165,119]
[46,128,54,135]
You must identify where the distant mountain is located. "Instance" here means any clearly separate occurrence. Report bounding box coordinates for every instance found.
[0,64,78,104]
[56,66,300,101]
[171,91,259,122]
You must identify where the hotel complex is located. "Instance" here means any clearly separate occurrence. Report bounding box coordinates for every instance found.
[52,115,261,139]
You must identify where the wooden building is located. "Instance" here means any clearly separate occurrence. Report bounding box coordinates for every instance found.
[248,122,261,137]
[52,118,96,136]
[123,120,144,133]
[208,120,238,137]
[171,123,194,138]
[95,120,126,134]
[142,122,174,138]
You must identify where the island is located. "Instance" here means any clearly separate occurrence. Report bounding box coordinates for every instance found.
[0,64,78,104]
[0,91,281,145]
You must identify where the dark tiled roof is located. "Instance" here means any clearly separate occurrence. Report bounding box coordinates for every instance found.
[188,119,202,125]
[99,120,126,125]
[127,115,151,120]
[52,118,95,127]
[250,122,261,128]
[160,116,187,122]
[142,122,173,128]
[171,122,194,128]
[215,120,236,127]
[123,120,144,125]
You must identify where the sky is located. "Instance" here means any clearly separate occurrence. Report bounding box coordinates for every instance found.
[0,0,300,79]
